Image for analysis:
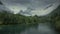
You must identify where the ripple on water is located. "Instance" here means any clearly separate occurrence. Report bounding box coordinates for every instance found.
[20,23,57,34]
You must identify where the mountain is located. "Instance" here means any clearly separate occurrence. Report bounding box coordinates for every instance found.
[18,7,35,16]
[48,5,60,17]
[50,5,60,31]
[43,5,60,32]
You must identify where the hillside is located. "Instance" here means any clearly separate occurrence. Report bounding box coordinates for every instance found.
[50,5,60,31]
[44,5,60,32]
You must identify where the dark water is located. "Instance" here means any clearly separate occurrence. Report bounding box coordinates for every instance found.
[0,23,57,34]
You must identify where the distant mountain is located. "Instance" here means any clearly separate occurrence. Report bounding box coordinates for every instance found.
[18,7,35,16]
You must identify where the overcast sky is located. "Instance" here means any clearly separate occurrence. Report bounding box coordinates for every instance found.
[0,0,60,16]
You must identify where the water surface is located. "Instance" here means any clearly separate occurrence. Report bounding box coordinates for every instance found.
[0,23,57,34]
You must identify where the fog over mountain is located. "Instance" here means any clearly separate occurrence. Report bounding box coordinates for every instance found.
[0,0,60,16]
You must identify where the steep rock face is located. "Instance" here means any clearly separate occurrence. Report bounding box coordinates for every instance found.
[50,5,60,17]
[48,5,60,32]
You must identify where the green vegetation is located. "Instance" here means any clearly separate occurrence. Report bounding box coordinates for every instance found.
[0,10,42,25]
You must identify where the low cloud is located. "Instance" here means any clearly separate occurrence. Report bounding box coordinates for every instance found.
[0,0,60,16]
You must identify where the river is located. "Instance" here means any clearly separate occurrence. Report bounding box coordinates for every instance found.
[0,23,58,34]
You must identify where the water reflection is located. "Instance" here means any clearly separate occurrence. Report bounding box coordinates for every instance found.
[0,23,57,34]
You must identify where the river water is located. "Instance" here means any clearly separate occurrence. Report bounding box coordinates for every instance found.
[0,23,57,34]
